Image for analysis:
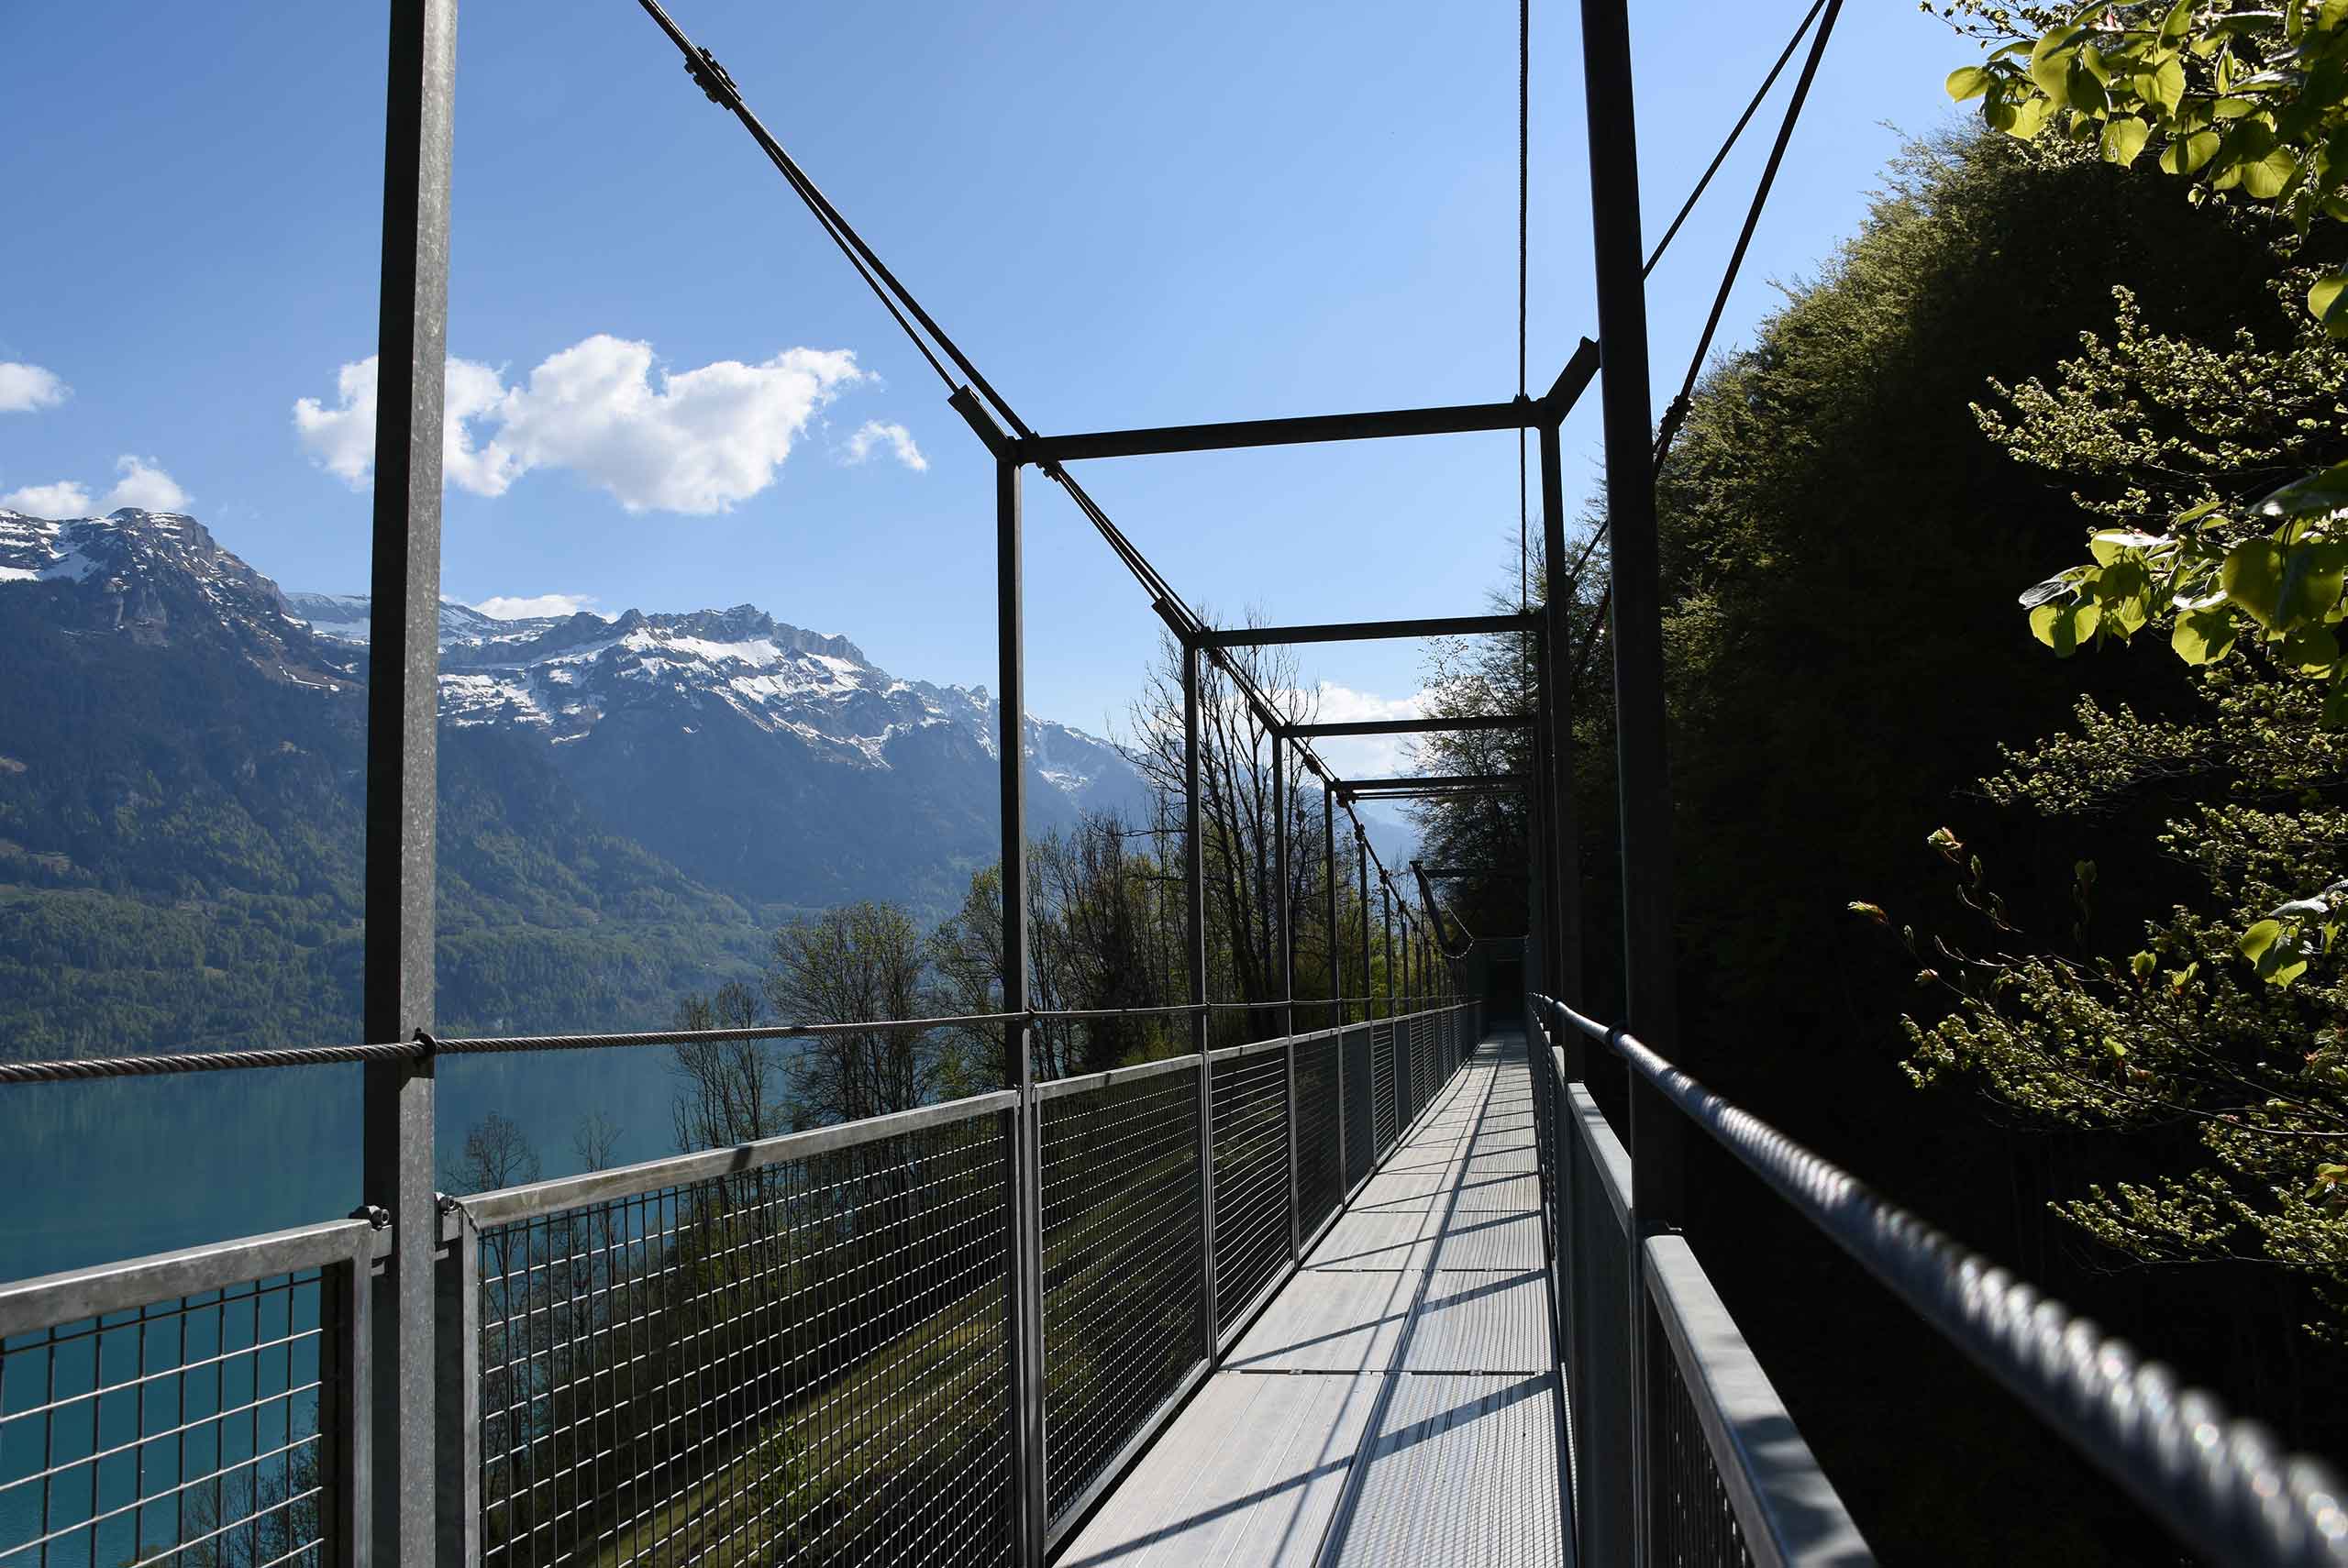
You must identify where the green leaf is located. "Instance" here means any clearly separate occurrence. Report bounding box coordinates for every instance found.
[2160,0,2194,44]
[2282,620,2342,674]
[2102,116,2152,165]
[2222,539,2288,628]
[2255,461,2348,520]
[2162,129,2223,174]
[2242,919,2311,986]
[2243,145,2299,198]
[2031,26,2088,101]
[2240,919,2283,963]
[2143,53,2187,114]
[2279,542,2348,625]
[2032,599,2100,656]
[2171,604,2239,664]
[2130,950,2157,979]
[1946,65,1996,102]
[2089,529,2170,564]
[1989,92,2057,139]
[2311,272,2348,336]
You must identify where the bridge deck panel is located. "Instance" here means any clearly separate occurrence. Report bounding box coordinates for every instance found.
[1060,1033,1567,1568]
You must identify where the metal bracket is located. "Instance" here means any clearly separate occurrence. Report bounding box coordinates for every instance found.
[687,46,738,107]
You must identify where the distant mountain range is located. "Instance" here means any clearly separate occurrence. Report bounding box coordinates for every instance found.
[0,507,1151,1054]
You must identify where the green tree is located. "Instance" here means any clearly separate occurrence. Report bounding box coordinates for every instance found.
[1871,251,2348,1335]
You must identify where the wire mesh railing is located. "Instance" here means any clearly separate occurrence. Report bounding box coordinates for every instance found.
[1342,1025,1376,1194]
[463,1095,1016,1568]
[0,1220,381,1568]
[0,999,1474,1568]
[1037,1056,1202,1531]
[1294,1033,1345,1241]
[1369,1023,1397,1155]
[1208,1044,1293,1344]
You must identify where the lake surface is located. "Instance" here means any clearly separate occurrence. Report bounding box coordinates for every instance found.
[0,1045,703,1285]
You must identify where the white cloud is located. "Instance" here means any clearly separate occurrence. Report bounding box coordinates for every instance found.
[1,480,92,516]
[293,354,515,494]
[0,362,69,414]
[471,592,599,620]
[1301,682,1429,778]
[101,455,190,513]
[843,419,927,472]
[294,336,865,513]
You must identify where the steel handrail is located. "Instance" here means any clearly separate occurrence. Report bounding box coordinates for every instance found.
[1533,993,2348,1566]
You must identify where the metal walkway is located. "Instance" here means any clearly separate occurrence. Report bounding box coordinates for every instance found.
[1059,1032,1568,1567]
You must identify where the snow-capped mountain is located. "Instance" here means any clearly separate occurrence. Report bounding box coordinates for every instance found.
[0,507,1149,918]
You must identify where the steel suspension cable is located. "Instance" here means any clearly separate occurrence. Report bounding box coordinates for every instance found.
[633,0,1034,436]
[1642,0,1830,281]
[1565,0,1843,695]
[632,0,1469,871]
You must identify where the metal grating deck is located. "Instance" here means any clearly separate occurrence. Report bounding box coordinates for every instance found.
[1059,1032,1569,1568]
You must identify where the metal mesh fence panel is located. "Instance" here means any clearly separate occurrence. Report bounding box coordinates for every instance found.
[1569,1100,1635,1567]
[1039,1066,1202,1528]
[1652,1313,1756,1568]
[1369,1024,1396,1156]
[0,1270,342,1568]
[1210,1051,1290,1339]
[1293,1036,1343,1241]
[473,1107,1013,1568]
[1342,1027,1375,1192]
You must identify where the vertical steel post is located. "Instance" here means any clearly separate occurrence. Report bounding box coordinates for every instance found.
[434,1210,479,1568]
[1324,779,1345,1184]
[1380,882,1394,1021]
[1538,420,1586,1064]
[1355,828,1370,1031]
[363,8,453,1564]
[1581,1,1682,1559]
[995,455,1046,1563]
[1274,734,1298,1259]
[1185,640,1216,1358]
[330,1245,372,1568]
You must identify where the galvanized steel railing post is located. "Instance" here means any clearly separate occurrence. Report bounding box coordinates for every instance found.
[1536,418,1585,1071]
[363,7,454,1563]
[1324,780,1346,1185]
[1355,827,1370,1031]
[433,1206,479,1568]
[1580,0,1681,1557]
[993,451,1047,1562]
[1184,637,1217,1360]
[329,1241,374,1568]
[1275,733,1300,1262]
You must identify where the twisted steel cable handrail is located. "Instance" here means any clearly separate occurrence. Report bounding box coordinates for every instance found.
[0,1004,1232,1083]
[1532,992,2348,1567]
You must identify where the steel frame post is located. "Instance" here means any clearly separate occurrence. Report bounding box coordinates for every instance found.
[1355,829,1370,1032]
[1274,734,1299,1260]
[1324,781,1345,1182]
[1537,420,1585,1066]
[1184,639,1217,1360]
[1581,1,1683,1560]
[363,7,453,1563]
[433,1210,478,1568]
[995,455,1047,1563]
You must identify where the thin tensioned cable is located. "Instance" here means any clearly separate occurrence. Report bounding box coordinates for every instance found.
[631,0,1482,869]
[1644,0,1829,280]
[1517,0,1531,617]
[1567,0,1842,694]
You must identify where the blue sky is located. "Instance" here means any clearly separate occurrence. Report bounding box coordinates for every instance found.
[0,0,1968,773]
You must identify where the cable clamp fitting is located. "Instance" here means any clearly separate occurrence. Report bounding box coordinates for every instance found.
[687,47,739,108]
[414,1028,439,1062]
[349,1204,392,1231]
